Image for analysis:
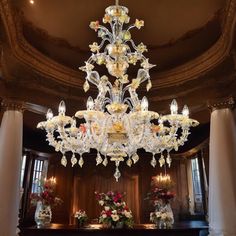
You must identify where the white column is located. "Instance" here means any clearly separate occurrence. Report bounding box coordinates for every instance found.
[0,102,23,236]
[208,101,236,236]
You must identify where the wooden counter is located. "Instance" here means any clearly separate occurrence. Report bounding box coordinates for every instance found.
[20,221,208,236]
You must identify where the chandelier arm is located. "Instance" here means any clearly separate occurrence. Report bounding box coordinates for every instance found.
[87,54,96,64]
[86,71,100,87]
[46,131,58,148]
[122,84,132,98]
[123,97,134,111]
[98,38,112,50]
[125,25,136,33]
[104,97,112,103]
[176,127,190,147]
[128,39,139,51]
[97,25,113,39]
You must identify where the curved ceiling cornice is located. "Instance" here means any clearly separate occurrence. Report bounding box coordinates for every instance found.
[0,0,236,90]
[152,0,236,89]
[0,0,84,87]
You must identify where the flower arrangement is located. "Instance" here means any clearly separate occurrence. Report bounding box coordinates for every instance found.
[150,205,174,228]
[30,177,63,207]
[95,191,134,228]
[146,174,175,206]
[146,174,175,228]
[74,210,88,227]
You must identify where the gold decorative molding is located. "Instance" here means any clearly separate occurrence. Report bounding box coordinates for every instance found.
[0,0,236,90]
[208,96,235,111]
[1,99,25,112]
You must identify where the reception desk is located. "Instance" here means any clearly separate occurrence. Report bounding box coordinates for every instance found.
[20,221,208,236]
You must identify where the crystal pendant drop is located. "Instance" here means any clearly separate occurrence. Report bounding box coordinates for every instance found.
[96,152,103,165]
[103,156,108,166]
[61,155,67,167]
[150,155,157,167]
[78,157,84,168]
[126,158,132,167]
[83,80,90,92]
[166,153,172,167]
[131,153,139,164]
[114,167,121,182]
[71,154,77,167]
[159,154,165,167]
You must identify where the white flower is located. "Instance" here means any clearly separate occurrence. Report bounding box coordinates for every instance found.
[99,200,104,206]
[115,202,121,207]
[124,210,132,218]
[111,214,119,222]
[102,214,107,219]
[155,211,161,218]
[161,213,167,220]
[104,206,110,211]
[112,210,117,214]
[105,196,109,200]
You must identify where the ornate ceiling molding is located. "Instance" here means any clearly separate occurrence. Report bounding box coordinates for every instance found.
[21,9,221,54]
[0,0,84,87]
[151,0,236,89]
[0,0,236,90]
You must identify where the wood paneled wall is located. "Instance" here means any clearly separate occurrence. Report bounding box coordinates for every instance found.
[47,152,191,224]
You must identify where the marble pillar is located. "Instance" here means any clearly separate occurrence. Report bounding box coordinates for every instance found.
[0,100,24,236]
[208,97,236,236]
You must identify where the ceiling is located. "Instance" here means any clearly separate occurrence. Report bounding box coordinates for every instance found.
[17,0,224,71]
[0,0,236,135]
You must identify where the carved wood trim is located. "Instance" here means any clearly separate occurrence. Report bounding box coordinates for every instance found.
[0,0,236,90]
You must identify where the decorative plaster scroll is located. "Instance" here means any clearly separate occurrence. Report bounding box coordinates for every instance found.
[0,0,236,90]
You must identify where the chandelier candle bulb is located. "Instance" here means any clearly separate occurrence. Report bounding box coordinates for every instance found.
[141,96,149,111]
[170,99,178,115]
[37,0,199,181]
[58,101,66,115]
[46,109,53,120]
[87,97,94,110]
[156,173,171,184]
[49,177,56,185]
[182,105,189,117]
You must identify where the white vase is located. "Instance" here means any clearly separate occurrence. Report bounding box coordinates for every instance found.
[34,201,52,228]
[155,203,174,229]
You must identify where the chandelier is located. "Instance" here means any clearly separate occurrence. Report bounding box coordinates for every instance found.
[37,0,199,181]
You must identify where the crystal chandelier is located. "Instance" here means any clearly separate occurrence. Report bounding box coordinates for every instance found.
[37,0,199,181]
